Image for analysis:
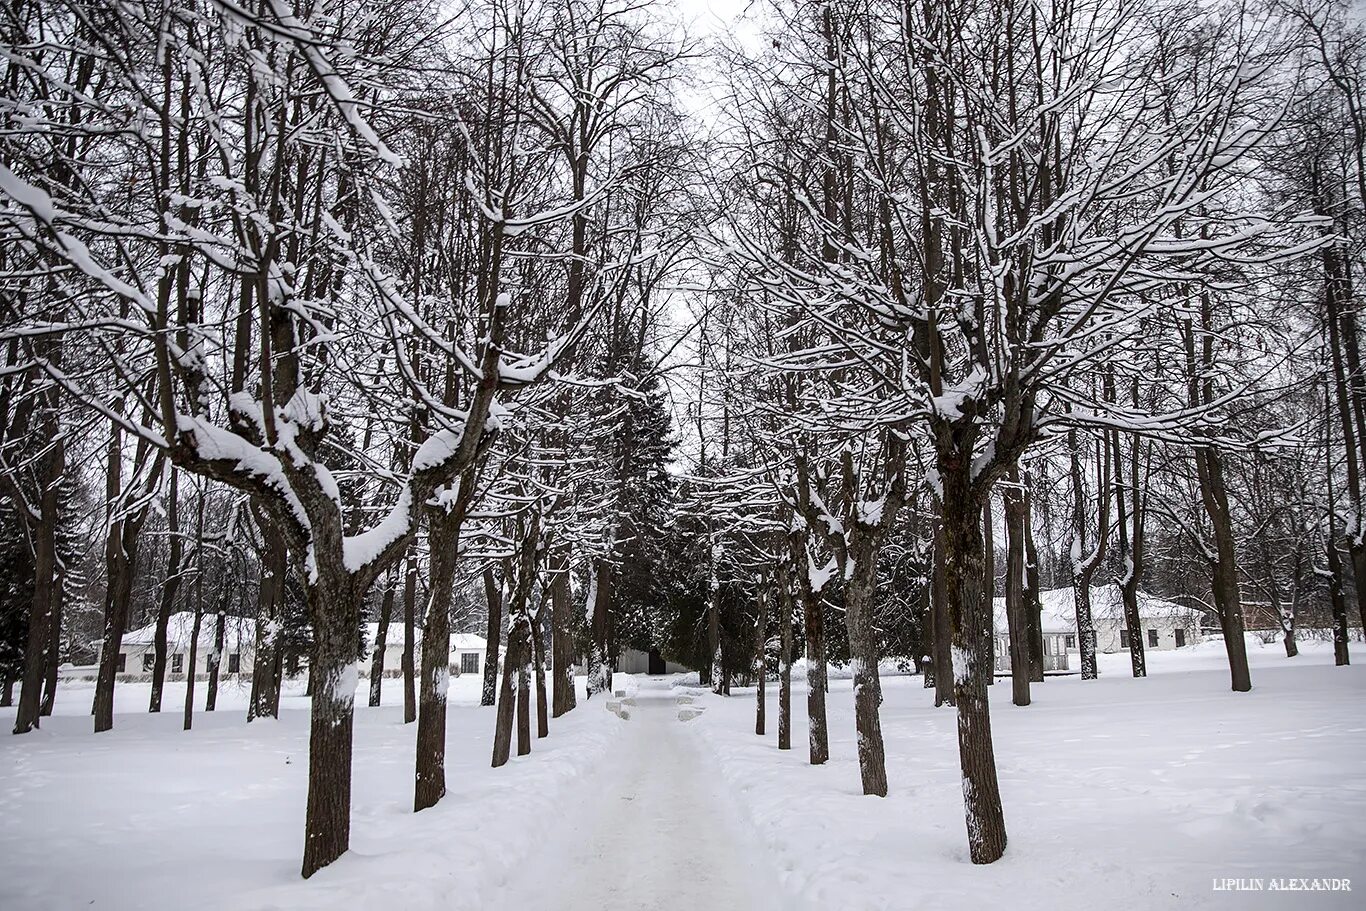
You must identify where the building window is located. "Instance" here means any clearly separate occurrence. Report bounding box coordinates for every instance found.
[1148,629,1159,648]
[1120,629,1130,649]
[228,652,240,674]
[172,653,183,674]
[117,653,126,673]
[460,652,479,675]
[142,653,155,672]
[1175,629,1186,648]
[1065,634,1076,650]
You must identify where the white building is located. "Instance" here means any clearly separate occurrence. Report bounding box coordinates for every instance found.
[363,623,488,678]
[992,585,1204,673]
[113,612,257,679]
[991,594,1074,673]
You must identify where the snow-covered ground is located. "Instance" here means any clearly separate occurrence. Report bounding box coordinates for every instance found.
[0,673,624,911]
[679,640,1366,911]
[1,640,1361,910]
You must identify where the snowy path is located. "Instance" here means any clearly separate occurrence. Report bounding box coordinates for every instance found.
[500,678,792,911]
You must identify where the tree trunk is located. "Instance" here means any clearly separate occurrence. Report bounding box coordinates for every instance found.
[1322,238,1366,634]
[369,573,395,708]
[516,663,531,757]
[40,576,61,717]
[940,474,1007,865]
[775,567,791,750]
[150,470,182,713]
[12,386,61,736]
[402,555,417,724]
[205,608,225,713]
[1195,447,1252,692]
[587,557,613,698]
[1282,592,1298,659]
[1072,578,1098,679]
[300,576,362,879]
[550,552,575,717]
[183,608,202,731]
[531,607,549,739]
[982,499,995,687]
[931,524,956,706]
[1327,535,1351,666]
[415,506,461,812]
[795,543,829,763]
[754,585,767,736]
[94,419,147,734]
[491,627,525,768]
[1120,572,1147,678]
[1022,484,1044,683]
[481,568,502,707]
[1003,480,1031,707]
[248,513,286,722]
[708,574,723,696]
[1113,428,1147,679]
[1067,427,1105,681]
[844,529,887,797]
[1,677,13,707]
[92,533,134,733]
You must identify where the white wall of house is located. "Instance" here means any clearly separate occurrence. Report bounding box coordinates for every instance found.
[1094,615,1199,653]
[365,628,487,678]
[115,640,253,679]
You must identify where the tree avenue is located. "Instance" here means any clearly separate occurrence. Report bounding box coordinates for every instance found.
[1,0,1363,882]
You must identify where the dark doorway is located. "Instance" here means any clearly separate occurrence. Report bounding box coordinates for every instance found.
[647,649,666,675]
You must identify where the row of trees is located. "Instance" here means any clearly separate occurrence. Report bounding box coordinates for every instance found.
[676,0,1366,869]
[0,0,698,879]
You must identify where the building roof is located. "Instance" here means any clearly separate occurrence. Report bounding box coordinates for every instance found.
[362,623,487,657]
[121,612,256,652]
[992,585,1200,635]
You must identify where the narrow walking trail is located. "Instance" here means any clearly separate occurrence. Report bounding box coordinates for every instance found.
[499,677,792,911]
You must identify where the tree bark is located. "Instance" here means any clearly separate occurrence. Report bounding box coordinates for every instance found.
[92,526,136,733]
[1003,478,1031,706]
[931,524,955,706]
[940,473,1007,864]
[791,526,829,762]
[369,572,395,708]
[531,604,549,739]
[516,663,531,757]
[415,499,467,812]
[775,566,792,750]
[150,470,182,713]
[1112,428,1147,679]
[402,554,417,724]
[844,529,887,796]
[205,607,225,712]
[587,557,613,698]
[754,584,767,736]
[40,576,61,717]
[481,567,502,707]
[183,606,201,731]
[12,376,62,736]
[982,498,995,687]
[550,550,575,717]
[1022,483,1044,683]
[248,510,286,722]
[491,627,526,768]
[708,570,723,696]
[300,576,362,879]
[1195,446,1252,692]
